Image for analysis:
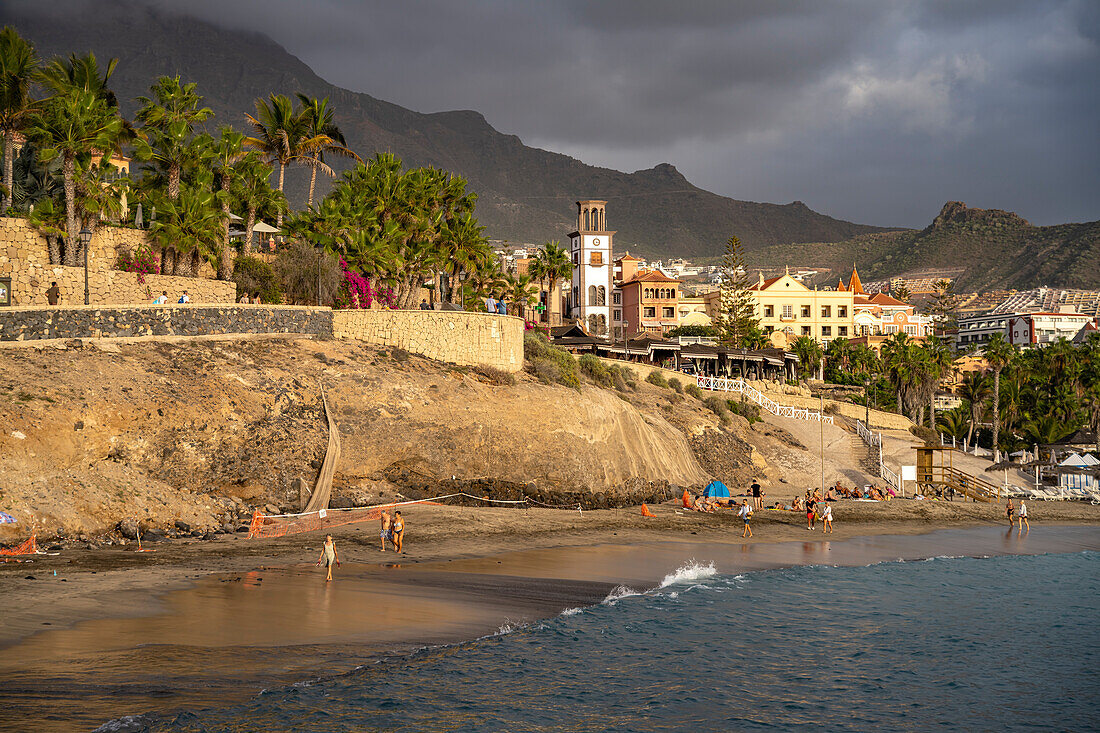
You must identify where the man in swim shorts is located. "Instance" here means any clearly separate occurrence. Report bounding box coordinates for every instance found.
[806,494,816,530]
[738,499,753,538]
[380,511,393,551]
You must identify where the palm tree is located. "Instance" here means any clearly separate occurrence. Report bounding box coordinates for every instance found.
[791,336,822,381]
[133,76,213,200]
[921,336,953,428]
[937,406,970,442]
[503,272,536,318]
[208,127,248,278]
[26,87,125,263]
[537,240,571,325]
[881,332,917,418]
[294,94,360,207]
[983,333,1016,462]
[0,26,38,211]
[150,182,223,276]
[231,156,285,255]
[244,93,304,228]
[958,371,992,448]
[37,52,120,106]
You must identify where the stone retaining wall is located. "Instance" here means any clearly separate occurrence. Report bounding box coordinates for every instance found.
[332,309,524,372]
[0,304,330,342]
[0,216,227,306]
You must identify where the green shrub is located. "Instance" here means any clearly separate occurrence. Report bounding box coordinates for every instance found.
[704,396,729,418]
[579,354,613,387]
[390,347,410,362]
[645,370,669,388]
[727,399,761,424]
[232,255,283,303]
[668,377,683,393]
[609,364,637,391]
[524,332,580,390]
[685,384,704,400]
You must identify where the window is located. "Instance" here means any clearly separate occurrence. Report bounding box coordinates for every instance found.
[613,309,621,321]
[782,305,793,319]
[590,251,603,266]
[885,325,898,334]
[644,307,656,318]
[821,306,831,318]
[821,326,831,337]
[572,253,579,265]
[588,285,597,306]
[801,305,811,318]
[904,325,917,335]
[596,314,607,335]
[838,306,847,318]
[801,326,811,336]
[597,286,606,306]
[764,305,774,318]
[613,292,621,304]
[838,326,848,337]
[662,307,674,318]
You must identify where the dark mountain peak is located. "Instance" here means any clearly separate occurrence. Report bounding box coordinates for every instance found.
[928,201,1030,232]
[638,162,687,181]
[5,1,893,257]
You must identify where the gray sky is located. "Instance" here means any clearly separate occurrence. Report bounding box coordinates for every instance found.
[158,0,1097,227]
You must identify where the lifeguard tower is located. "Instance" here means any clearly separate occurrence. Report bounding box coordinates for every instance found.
[915,447,998,502]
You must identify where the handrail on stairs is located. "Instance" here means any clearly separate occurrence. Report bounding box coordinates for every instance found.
[696,376,833,425]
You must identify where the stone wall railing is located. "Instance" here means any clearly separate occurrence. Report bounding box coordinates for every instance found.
[0,305,526,373]
[0,304,330,342]
[332,309,524,372]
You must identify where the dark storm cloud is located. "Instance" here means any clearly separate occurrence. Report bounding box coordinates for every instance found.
[141,1,1100,226]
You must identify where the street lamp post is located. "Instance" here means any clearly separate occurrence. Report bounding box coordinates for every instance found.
[80,227,93,305]
[864,374,871,428]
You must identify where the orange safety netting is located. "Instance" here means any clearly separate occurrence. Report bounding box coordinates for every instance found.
[248,504,396,539]
[0,535,38,556]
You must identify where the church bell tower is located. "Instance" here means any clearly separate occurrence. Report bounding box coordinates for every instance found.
[569,200,614,336]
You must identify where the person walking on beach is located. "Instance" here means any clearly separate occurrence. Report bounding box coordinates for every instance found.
[1005,499,1016,527]
[392,511,405,552]
[821,503,833,534]
[806,494,816,530]
[1018,500,1029,532]
[380,510,393,551]
[738,500,753,538]
[316,535,339,581]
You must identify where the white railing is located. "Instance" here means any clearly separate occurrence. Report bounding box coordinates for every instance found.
[697,376,833,425]
[856,419,900,491]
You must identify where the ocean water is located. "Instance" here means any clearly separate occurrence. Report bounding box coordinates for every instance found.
[102,550,1099,732]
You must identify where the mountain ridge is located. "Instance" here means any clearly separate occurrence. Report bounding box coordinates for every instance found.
[3,0,891,257]
[748,201,1100,291]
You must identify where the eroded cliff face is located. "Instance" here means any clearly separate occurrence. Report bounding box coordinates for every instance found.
[0,337,710,540]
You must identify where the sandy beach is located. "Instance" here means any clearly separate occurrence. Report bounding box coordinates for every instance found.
[1,499,1098,731]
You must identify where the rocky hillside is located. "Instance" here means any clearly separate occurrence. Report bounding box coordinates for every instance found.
[4,0,889,257]
[749,201,1100,290]
[0,336,818,542]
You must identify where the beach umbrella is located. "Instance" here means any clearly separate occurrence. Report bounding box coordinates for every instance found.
[134,203,143,229]
[0,512,16,523]
[228,212,243,221]
[252,221,280,233]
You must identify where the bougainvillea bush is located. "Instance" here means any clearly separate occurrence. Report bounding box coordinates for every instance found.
[116,244,160,283]
[333,260,398,309]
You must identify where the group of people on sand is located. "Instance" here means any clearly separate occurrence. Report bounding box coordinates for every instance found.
[314,509,406,581]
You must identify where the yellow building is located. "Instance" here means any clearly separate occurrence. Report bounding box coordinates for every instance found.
[706,271,855,348]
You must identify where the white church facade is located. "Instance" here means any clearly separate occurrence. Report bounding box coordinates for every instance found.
[568,199,614,336]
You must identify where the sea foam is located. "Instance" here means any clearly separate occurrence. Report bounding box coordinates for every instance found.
[658,560,717,589]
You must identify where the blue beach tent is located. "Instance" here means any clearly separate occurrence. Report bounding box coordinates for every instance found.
[702,480,730,498]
